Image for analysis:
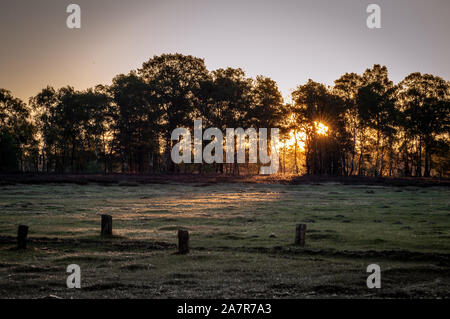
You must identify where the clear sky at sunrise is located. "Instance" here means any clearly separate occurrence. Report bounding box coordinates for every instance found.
[1,0,449,102]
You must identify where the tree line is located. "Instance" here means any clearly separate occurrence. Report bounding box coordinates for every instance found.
[1,54,449,177]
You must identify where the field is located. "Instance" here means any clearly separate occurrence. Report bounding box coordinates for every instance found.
[0,180,449,298]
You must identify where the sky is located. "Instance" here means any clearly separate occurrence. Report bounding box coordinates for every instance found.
[1,0,449,103]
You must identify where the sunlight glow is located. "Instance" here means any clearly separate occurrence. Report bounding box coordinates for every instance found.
[280,122,329,152]
[315,122,329,136]
[284,130,306,151]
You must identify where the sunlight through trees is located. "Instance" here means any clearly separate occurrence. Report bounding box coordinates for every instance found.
[1,56,449,177]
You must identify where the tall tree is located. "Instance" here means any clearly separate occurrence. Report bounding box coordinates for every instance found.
[203,68,253,174]
[356,65,397,176]
[110,72,159,173]
[333,73,363,175]
[248,75,284,128]
[397,73,450,176]
[139,54,209,172]
[31,86,110,173]
[0,89,37,172]
[292,80,345,175]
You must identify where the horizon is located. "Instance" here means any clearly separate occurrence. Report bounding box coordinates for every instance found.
[1,0,450,103]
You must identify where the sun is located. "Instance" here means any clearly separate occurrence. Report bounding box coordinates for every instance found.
[315,122,329,136]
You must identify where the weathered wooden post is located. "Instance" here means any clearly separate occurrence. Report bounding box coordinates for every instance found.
[17,225,29,249]
[294,224,306,246]
[101,215,113,236]
[178,229,189,254]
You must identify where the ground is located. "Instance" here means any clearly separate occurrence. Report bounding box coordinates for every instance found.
[0,179,449,298]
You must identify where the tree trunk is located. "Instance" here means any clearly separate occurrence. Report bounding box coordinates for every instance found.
[178,229,189,254]
[424,141,431,177]
[17,225,29,249]
[294,224,307,246]
[417,137,422,177]
[101,215,113,236]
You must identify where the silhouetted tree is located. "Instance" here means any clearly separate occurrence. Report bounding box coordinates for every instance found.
[397,73,450,176]
[16,55,450,177]
[333,73,363,176]
[139,54,209,172]
[0,89,37,172]
[357,65,398,177]
[30,86,110,173]
[109,72,159,173]
[292,80,346,175]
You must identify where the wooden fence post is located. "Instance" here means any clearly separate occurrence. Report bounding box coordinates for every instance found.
[178,229,189,254]
[101,215,113,236]
[294,224,306,246]
[18,225,29,249]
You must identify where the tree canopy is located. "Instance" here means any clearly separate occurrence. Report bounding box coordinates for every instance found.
[1,54,449,177]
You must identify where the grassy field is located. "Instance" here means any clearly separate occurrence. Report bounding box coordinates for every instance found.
[0,182,449,298]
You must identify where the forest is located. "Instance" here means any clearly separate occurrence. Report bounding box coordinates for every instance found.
[1,53,449,177]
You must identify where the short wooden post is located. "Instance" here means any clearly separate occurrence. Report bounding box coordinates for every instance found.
[101,215,113,236]
[178,229,189,254]
[294,224,306,246]
[17,225,29,249]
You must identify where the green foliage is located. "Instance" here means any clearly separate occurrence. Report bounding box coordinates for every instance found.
[201,67,253,129]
